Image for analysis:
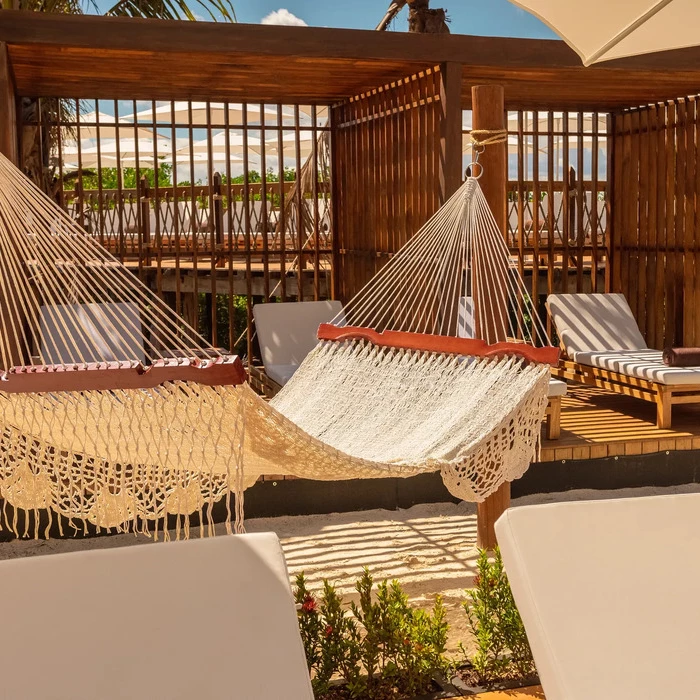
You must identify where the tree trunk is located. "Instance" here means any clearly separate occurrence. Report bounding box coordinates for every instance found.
[407,0,449,33]
[377,0,449,33]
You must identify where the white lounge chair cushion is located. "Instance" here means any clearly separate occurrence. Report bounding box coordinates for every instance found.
[548,293,647,355]
[496,493,700,700]
[39,302,146,364]
[0,533,313,700]
[573,348,700,386]
[266,363,299,387]
[547,378,567,397]
[253,300,344,381]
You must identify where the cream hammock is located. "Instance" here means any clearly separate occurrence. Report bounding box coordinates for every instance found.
[0,153,556,537]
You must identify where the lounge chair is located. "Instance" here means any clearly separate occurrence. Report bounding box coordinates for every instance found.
[253,299,566,439]
[0,533,313,700]
[548,293,700,428]
[496,493,700,700]
[39,301,146,364]
[251,299,343,396]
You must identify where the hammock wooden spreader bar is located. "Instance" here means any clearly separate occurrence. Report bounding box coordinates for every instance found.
[0,356,247,393]
[317,324,561,366]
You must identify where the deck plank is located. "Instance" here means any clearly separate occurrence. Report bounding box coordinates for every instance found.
[540,384,700,462]
[459,686,545,699]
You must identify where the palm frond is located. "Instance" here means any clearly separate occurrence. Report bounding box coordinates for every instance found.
[105,0,235,22]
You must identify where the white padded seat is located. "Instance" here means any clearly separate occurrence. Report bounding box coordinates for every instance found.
[0,534,313,700]
[547,378,567,397]
[266,363,298,387]
[547,293,647,355]
[254,300,343,386]
[496,493,700,700]
[39,302,146,364]
[574,348,700,386]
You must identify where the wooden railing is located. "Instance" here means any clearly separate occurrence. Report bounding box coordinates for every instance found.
[65,178,332,265]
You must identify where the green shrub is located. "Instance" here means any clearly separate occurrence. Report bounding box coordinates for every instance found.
[462,548,536,683]
[294,569,452,699]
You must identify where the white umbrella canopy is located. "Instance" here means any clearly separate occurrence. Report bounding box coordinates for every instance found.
[73,111,155,142]
[123,102,293,126]
[261,131,315,160]
[62,137,172,169]
[176,130,313,163]
[176,130,261,157]
[509,0,699,66]
[122,103,330,128]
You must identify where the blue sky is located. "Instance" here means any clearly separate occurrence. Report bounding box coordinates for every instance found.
[96,0,556,39]
[246,1,554,37]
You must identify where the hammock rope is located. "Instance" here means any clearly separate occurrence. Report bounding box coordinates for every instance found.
[0,151,554,538]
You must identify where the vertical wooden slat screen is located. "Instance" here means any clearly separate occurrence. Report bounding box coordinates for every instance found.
[331,66,448,303]
[472,110,611,340]
[612,97,700,349]
[24,99,332,361]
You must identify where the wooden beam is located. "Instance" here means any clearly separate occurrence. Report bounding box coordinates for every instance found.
[6,10,700,73]
[0,41,18,164]
[4,12,700,110]
[0,11,584,67]
[472,84,510,551]
[439,61,463,203]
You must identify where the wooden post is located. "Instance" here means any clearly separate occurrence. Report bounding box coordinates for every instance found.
[0,40,24,368]
[140,175,151,270]
[568,166,577,247]
[0,42,18,164]
[213,171,224,270]
[213,171,224,247]
[329,104,342,302]
[472,84,510,550]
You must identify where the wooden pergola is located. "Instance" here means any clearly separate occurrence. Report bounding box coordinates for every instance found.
[2,11,700,544]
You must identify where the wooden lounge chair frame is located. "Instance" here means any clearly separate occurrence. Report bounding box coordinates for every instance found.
[544,393,562,440]
[552,357,700,430]
[248,364,283,399]
[547,293,700,430]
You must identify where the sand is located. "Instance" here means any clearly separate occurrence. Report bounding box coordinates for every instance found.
[1,483,699,653]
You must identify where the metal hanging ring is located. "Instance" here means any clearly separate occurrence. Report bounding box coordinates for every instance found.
[465,161,484,180]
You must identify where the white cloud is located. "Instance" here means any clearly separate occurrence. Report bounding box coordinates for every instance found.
[261,8,308,27]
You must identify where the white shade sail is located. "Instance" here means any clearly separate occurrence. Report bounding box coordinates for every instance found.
[62,137,172,169]
[509,0,698,65]
[69,111,154,142]
[176,130,314,163]
[123,102,293,127]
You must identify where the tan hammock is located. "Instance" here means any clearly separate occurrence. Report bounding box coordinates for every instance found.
[0,153,554,537]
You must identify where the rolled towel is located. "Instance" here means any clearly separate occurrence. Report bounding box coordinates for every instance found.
[663,347,700,367]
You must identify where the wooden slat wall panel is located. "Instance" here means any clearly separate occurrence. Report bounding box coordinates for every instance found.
[613,98,700,349]
[332,67,444,303]
[26,98,333,360]
[489,110,611,341]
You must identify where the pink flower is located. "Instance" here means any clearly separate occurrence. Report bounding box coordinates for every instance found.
[325,625,334,637]
[301,596,318,614]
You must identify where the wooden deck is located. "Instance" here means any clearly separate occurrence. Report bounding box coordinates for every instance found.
[540,384,700,462]
[461,687,544,699]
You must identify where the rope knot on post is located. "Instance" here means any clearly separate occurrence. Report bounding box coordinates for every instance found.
[468,129,508,148]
